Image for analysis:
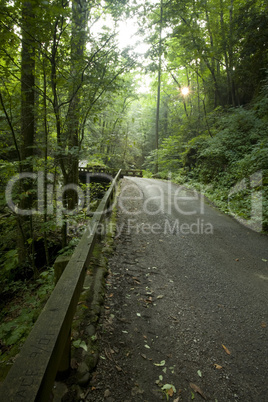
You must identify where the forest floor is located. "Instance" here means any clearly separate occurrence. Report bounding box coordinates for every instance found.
[59,177,268,402]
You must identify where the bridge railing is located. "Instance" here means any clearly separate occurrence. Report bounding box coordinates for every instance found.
[78,167,143,178]
[0,170,122,402]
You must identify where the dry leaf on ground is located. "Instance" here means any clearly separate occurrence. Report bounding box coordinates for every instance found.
[190,382,207,400]
[214,364,223,370]
[222,344,231,355]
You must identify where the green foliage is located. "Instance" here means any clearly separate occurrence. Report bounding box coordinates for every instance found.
[169,90,268,232]
[0,268,54,352]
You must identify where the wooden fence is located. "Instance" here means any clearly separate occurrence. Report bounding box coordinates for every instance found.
[78,167,143,178]
[0,170,121,402]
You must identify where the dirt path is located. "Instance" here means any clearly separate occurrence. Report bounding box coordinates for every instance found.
[82,178,268,402]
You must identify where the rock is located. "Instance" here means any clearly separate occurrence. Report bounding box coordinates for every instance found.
[84,352,99,371]
[77,372,90,387]
[52,382,68,401]
[77,361,89,376]
[85,324,96,337]
[104,389,111,398]
[76,362,90,386]
[61,385,82,402]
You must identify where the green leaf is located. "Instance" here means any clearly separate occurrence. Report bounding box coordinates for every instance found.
[162,384,176,391]
[154,360,166,366]
[72,339,87,351]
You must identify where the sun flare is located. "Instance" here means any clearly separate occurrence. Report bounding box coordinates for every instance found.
[181,87,190,96]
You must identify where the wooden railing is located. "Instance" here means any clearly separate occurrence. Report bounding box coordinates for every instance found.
[0,170,121,402]
[78,167,143,178]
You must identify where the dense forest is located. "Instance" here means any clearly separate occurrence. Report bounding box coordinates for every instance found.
[0,0,267,360]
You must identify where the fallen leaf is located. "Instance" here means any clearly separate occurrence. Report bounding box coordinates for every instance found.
[168,388,174,397]
[190,383,206,400]
[153,360,166,366]
[72,340,88,352]
[157,295,164,299]
[174,398,180,402]
[262,259,267,262]
[141,354,147,359]
[170,316,179,322]
[261,322,267,328]
[169,366,175,374]
[108,293,114,297]
[116,365,122,372]
[222,344,231,355]
[197,370,202,377]
[137,313,141,317]
[162,384,176,397]
[145,344,150,349]
[214,364,223,370]
[235,258,239,261]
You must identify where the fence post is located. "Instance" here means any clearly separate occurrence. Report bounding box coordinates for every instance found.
[54,255,70,285]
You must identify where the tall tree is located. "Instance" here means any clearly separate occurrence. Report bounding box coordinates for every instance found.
[155,0,163,173]
[18,0,38,274]
[65,0,88,210]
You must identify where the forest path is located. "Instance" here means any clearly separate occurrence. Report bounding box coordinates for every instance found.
[84,177,268,402]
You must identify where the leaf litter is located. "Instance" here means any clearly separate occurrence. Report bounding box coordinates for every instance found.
[190,382,207,400]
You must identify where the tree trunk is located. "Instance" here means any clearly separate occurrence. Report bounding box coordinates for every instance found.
[155,0,163,174]
[65,0,88,210]
[19,0,37,275]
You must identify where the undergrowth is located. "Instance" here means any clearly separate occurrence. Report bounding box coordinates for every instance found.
[0,267,55,379]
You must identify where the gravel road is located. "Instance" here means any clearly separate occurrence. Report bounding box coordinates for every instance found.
[84,177,268,402]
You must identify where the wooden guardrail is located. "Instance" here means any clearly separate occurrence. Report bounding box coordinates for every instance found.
[78,167,143,178]
[0,170,122,402]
